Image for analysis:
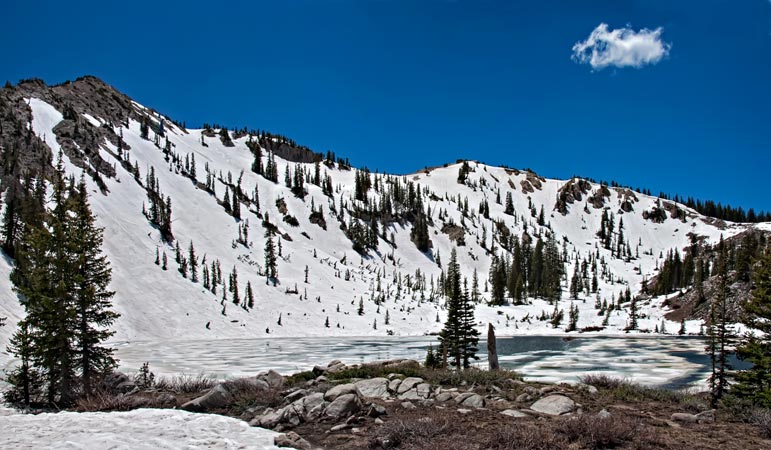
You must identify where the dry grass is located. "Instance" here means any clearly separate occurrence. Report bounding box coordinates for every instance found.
[368,416,452,450]
[751,409,771,438]
[153,374,217,393]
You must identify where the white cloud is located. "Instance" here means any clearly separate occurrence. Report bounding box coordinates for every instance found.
[572,23,671,70]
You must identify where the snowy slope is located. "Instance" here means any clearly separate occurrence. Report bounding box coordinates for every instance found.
[1,95,763,365]
[0,407,289,450]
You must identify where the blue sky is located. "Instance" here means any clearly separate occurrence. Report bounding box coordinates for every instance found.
[3,0,771,211]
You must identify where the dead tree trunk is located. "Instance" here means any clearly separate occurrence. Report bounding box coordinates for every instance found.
[488,323,499,371]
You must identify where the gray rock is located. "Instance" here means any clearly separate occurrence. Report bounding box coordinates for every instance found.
[401,401,416,410]
[416,383,433,399]
[523,386,539,396]
[237,377,270,391]
[529,395,576,416]
[274,431,311,450]
[515,393,533,403]
[539,386,558,395]
[671,413,699,423]
[695,410,715,423]
[284,389,310,403]
[671,410,715,424]
[454,392,475,404]
[396,377,424,394]
[374,417,384,424]
[102,372,134,393]
[355,378,390,398]
[315,375,329,383]
[368,403,387,417]
[500,409,529,418]
[325,383,359,401]
[459,394,485,409]
[578,384,599,395]
[324,393,361,419]
[435,392,456,402]
[457,408,472,414]
[261,370,285,389]
[181,383,232,412]
[330,424,349,432]
[597,409,611,419]
[250,409,284,429]
[388,378,403,393]
[398,389,422,400]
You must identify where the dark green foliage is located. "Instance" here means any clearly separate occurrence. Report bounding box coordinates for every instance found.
[733,245,771,407]
[706,237,734,408]
[439,248,480,369]
[8,164,118,406]
[264,230,278,283]
[4,322,43,405]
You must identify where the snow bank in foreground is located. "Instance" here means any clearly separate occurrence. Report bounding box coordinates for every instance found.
[0,408,290,450]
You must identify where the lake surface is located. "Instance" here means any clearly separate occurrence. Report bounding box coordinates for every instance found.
[113,335,722,389]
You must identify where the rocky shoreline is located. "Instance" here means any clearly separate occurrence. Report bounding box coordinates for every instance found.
[92,358,769,450]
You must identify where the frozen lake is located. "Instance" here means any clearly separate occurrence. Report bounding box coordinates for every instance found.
[113,335,720,389]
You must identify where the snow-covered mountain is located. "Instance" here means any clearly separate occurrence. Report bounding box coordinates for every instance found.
[0,76,768,356]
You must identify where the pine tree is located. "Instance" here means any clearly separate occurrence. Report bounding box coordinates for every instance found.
[4,321,41,405]
[245,281,255,309]
[733,245,771,407]
[70,176,120,395]
[439,248,480,369]
[188,241,198,282]
[707,237,733,407]
[264,230,278,283]
[9,166,118,404]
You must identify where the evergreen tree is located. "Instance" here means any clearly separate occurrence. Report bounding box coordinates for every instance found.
[4,322,42,405]
[243,281,254,309]
[733,245,771,407]
[439,249,480,369]
[70,176,119,395]
[188,241,198,282]
[707,237,733,407]
[264,230,278,283]
[9,166,118,404]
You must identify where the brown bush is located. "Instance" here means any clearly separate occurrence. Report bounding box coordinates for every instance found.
[556,414,640,449]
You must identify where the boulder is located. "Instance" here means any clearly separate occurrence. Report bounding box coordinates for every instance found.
[578,384,599,395]
[324,393,361,419]
[695,410,715,423]
[435,392,456,402]
[274,431,311,450]
[398,389,422,400]
[671,410,714,424]
[416,383,432,399]
[284,389,310,403]
[459,394,485,409]
[671,413,699,424]
[529,395,576,416]
[261,370,285,389]
[454,392,475,404]
[367,404,387,418]
[401,401,416,410]
[251,409,284,429]
[396,377,424,394]
[388,378,403,393]
[597,409,612,419]
[181,383,232,412]
[325,383,359,401]
[355,378,390,399]
[500,409,529,418]
[102,372,135,393]
[515,393,533,403]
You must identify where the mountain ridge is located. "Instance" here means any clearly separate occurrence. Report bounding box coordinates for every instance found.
[1,76,769,373]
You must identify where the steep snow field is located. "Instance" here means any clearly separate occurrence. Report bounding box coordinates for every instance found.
[0,96,762,373]
[0,407,288,450]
